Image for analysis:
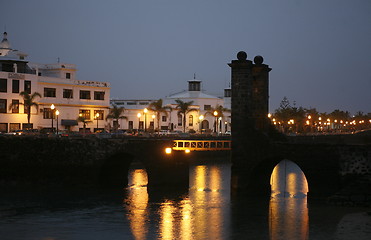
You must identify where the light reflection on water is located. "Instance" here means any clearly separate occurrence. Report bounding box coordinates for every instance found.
[125,164,231,240]
[0,162,368,240]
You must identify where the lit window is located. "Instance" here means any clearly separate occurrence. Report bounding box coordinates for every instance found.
[79,109,90,120]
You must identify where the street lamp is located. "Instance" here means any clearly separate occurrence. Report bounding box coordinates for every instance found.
[199,115,204,133]
[137,112,142,131]
[144,108,148,132]
[213,111,218,133]
[95,112,100,132]
[152,114,155,131]
[51,104,55,133]
[56,110,60,135]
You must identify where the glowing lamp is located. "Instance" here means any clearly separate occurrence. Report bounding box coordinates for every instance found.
[165,148,172,154]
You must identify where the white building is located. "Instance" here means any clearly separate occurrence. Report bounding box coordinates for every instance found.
[0,32,110,133]
[111,79,231,133]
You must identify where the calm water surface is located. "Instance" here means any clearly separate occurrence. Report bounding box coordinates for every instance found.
[0,161,368,240]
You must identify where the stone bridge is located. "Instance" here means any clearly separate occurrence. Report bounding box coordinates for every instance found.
[0,136,191,193]
[1,135,370,199]
[231,130,371,199]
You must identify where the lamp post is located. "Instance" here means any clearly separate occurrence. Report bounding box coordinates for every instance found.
[152,114,155,131]
[51,104,55,133]
[199,115,204,133]
[213,111,218,133]
[144,108,148,132]
[137,113,141,131]
[95,112,100,132]
[56,110,59,135]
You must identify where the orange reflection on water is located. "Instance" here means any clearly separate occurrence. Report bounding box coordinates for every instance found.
[127,164,230,240]
[126,169,149,240]
[159,201,176,240]
[269,197,309,240]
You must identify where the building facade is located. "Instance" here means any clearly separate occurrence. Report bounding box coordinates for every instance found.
[111,79,231,134]
[0,32,110,133]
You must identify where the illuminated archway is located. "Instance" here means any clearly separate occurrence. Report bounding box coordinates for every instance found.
[270,159,309,198]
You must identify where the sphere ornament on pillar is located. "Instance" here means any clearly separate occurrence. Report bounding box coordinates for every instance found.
[254,55,264,65]
[237,51,247,61]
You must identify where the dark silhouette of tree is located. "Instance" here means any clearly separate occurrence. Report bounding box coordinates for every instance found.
[148,99,171,132]
[175,99,198,133]
[9,91,41,126]
[106,104,127,132]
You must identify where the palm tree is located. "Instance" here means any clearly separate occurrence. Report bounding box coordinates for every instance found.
[175,99,198,133]
[9,91,41,126]
[205,104,231,133]
[148,99,171,133]
[77,116,92,136]
[106,104,127,132]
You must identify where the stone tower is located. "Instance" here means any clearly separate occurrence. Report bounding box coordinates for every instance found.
[228,51,272,192]
[228,51,271,133]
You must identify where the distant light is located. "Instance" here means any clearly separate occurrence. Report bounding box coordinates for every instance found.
[165,148,172,154]
[185,149,190,154]
[268,113,272,118]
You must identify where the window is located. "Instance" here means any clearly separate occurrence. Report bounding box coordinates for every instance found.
[127,102,136,105]
[44,88,56,98]
[94,110,104,120]
[204,105,211,110]
[66,73,71,79]
[162,116,167,122]
[0,79,7,92]
[128,121,133,130]
[0,99,7,113]
[224,89,231,97]
[63,89,73,99]
[139,102,149,105]
[9,123,21,132]
[43,108,53,119]
[80,90,91,100]
[0,123,7,133]
[178,115,182,126]
[11,100,19,113]
[94,91,105,100]
[12,80,19,93]
[79,109,90,120]
[24,80,31,94]
[189,115,194,126]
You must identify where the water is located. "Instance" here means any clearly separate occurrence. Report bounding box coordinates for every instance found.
[0,162,370,240]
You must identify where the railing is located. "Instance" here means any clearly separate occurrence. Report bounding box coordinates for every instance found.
[172,140,231,151]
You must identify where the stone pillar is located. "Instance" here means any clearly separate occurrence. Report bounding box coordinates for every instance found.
[228,51,272,193]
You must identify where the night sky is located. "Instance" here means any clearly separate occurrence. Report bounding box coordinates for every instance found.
[1,0,370,114]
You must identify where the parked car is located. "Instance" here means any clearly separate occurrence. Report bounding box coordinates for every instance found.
[4,129,24,136]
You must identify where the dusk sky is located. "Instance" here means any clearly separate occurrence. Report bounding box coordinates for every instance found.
[2,0,370,114]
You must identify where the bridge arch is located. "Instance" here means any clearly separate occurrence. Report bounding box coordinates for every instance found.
[270,159,309,198]
[245,157,309,197]
[100,151,135,187]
